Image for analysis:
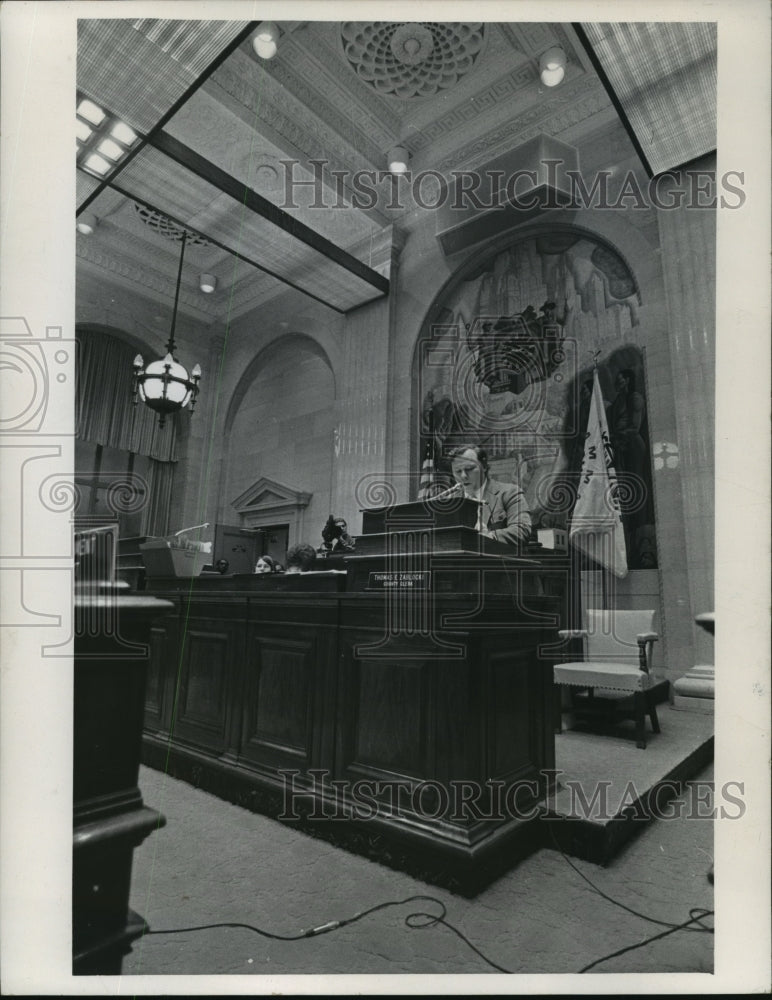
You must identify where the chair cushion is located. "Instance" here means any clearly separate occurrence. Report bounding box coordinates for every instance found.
[554,660,652,692]
[585,609,656,662]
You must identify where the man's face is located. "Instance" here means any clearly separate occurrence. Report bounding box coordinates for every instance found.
[451,450,484,494]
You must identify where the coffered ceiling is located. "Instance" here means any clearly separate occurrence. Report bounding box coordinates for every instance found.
[76,18,716,326]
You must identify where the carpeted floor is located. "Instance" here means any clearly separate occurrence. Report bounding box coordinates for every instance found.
[122,756,715,981]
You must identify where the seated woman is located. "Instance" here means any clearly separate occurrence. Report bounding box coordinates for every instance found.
[285,542,317,574]
[254,555,283,574]
[449,444,531,546]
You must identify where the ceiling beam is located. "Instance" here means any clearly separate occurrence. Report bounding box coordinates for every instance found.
[148,129,390,296]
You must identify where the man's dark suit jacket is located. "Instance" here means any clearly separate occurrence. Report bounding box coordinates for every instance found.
[481,477,531,546]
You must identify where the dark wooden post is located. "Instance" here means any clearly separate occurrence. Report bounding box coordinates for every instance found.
[73,581,173,974]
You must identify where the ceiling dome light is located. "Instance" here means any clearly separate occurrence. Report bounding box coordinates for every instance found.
[199,273,217,294]
[387,145,410,174]
[539,46,566,87]
[253,22,279,59]
[76,212,97,235]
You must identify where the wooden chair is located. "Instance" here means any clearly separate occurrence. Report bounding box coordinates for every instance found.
[554,609,661,749]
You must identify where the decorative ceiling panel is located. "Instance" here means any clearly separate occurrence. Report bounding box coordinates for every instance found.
[581,22,717,174]
[111,146,386,312]
[340,22,487,99]
[79,186,287,321]
[76,17,714,321]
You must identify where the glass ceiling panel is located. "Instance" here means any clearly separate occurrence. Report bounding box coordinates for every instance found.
[76,171,101,205]
[77,19,251,136]
[163,89,381,265]
[582,22,717,175]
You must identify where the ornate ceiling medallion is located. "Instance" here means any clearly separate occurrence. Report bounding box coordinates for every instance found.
[133,203,213,248]
[341,22,485,98]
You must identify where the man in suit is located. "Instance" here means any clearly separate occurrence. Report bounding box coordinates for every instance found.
[449,444,531,546]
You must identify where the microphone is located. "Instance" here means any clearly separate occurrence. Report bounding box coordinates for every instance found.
[431,481,464,499]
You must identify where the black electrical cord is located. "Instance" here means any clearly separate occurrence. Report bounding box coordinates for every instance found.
[144,893,514,973]
[579,908,715,973]
[143,883,713,976]
[548,823,714,933]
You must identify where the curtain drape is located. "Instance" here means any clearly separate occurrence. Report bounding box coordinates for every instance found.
[144,458,175,536]
[76,329,178,462]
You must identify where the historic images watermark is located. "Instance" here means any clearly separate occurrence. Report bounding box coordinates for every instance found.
[278,768,745,824]
[279,158,745,213]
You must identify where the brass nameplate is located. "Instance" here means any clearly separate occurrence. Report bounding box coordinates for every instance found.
[367,571,431,590]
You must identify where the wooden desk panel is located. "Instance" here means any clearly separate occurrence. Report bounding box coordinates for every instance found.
[142,571,563,891]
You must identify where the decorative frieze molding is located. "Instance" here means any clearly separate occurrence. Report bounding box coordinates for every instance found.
[438,76,610,174]
[266,35,398,156]
[76,236,219,321]
[212,54,380,175]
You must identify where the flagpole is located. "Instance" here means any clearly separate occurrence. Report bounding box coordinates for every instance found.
[591,353,611,611]
[418,390,436,500]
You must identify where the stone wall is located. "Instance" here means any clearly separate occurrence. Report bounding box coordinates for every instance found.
[75,148,715,684]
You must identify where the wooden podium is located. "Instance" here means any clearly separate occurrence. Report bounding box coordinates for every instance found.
[142,499,566,893]
[334,498,562,888]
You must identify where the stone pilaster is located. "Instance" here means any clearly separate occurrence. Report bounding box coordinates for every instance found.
[672,664,715,713]
[672,612,715,713]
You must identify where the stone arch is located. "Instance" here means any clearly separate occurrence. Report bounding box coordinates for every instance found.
[410,222,658,569]
[220,333,338,536]
[76,321,156,358]
[224,332,337,435]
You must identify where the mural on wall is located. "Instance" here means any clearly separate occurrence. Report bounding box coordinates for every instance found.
[417,232,657,570]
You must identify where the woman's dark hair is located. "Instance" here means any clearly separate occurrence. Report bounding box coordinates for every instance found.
[449,444,489,474]
[286,542,317,572]
[619,368,636,392]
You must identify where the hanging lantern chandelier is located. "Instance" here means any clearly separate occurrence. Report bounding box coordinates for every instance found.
[131,229,202,428]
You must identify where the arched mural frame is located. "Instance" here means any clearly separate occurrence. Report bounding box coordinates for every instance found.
[410,222,659,571]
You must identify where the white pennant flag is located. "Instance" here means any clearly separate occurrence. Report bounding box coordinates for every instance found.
[569,370,628,577]
[418,441,437,500]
